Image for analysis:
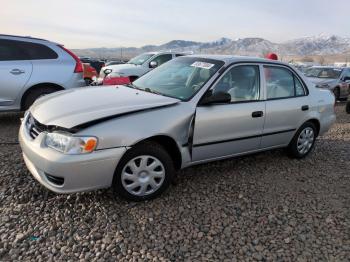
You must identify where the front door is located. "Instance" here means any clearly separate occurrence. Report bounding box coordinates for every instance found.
[192,64,265,162]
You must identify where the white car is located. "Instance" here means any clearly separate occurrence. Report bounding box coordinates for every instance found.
[0,34,85,111]
[98,51,187,83]
[19,55,336,201]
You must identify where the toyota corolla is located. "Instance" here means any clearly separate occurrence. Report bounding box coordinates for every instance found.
[19,55,336,201]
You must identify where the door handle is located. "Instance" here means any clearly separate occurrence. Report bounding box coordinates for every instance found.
[252,111,264,118]
[10,69,25,75]
[301,105,309,111]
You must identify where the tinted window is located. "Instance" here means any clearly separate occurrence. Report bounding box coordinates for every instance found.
[0,39,29,60]
[213,65,260,102]
[151,54,172,66]
[264,66,305,99]
[175,54,185,57]
[0,39,58,61]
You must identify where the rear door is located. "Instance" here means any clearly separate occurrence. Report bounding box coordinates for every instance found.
[0,39,32,106]
[261,65,309,148]
[192,64,265,161]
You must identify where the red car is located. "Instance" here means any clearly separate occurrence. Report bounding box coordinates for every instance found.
[83,63,98,85]
[102,72,131,85]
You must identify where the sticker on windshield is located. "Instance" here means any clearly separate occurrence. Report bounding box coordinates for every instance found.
[191,61,215,69]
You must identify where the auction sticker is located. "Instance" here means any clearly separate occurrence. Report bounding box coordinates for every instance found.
[191,61,214,69]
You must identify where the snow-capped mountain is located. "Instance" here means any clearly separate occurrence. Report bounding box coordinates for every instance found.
[280,34,350,56]
[73,35,350,59]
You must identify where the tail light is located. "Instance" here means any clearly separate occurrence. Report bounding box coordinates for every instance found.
[58,45,83,73]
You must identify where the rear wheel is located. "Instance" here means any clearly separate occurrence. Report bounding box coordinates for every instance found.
[22,87,60,110]
[113,142,174,201]
[346,100,350,114]
[84,78,93,85]
[287,122,317,158]
[333,87,340,101]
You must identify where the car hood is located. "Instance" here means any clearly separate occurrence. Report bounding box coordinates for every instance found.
[30,86,180,129]
[103,63,140,73]
[307,77,337,86]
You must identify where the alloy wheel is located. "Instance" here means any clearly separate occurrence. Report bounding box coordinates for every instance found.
[121,155,165,196]
[297,127,314,155]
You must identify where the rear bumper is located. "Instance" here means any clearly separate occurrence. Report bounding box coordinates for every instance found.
[65,73,86,89]
[19,120,127,193]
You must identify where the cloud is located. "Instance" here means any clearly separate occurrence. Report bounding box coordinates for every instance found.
[1,0,349,48]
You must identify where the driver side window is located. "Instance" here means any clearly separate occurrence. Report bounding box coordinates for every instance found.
[151,54,172,66]
[212,65,260,102]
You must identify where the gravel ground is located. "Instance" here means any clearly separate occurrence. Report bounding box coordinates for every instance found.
[0,103,349,261]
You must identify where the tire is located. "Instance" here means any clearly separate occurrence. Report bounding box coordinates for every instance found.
[112,142,175,201]
[287,122,317,159]
[346,101,350,114]
[333,87,340,101]
[84,78,93,85]
[22,87,59,111]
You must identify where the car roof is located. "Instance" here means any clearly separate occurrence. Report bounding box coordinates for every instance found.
[142,51,192,55]
[185,54,290,66]
[0,34,59,45]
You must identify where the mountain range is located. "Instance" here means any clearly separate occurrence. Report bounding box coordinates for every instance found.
[73,34,350,61]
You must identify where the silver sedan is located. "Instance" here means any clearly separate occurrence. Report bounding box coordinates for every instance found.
[19,55,336,201]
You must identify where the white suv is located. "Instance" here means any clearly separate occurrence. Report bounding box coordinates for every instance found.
[98,51,188,83]
[0,35,86,111]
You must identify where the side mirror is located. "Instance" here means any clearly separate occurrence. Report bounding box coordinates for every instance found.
[149,61,158,68]
[104,69,112,76]
[200,91,231,105]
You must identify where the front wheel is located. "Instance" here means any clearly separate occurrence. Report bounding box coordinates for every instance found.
[22,87,59,111]
[333,87,340,101]
[346,101,350,114]
[112,142,174,201]
[287,122,317,158]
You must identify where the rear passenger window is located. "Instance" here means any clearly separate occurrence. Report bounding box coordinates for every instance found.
[0,39,29,61]
[16,41,58,60]
[0,39,58,61]
[264,66,305,99]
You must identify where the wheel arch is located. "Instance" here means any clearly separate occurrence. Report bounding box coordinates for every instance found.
[305,118,320,136]
[133,135,182,170]
[21,83,64,110]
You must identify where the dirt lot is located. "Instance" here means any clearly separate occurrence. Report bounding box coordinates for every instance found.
[0,103,349,261]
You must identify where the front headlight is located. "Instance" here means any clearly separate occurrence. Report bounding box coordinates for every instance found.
[45,132,98,154]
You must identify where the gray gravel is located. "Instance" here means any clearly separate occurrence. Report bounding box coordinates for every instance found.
[0,104,349,261]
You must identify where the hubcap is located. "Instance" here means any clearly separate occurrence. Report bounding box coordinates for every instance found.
[121,155,165,196]
[297,127,314,155]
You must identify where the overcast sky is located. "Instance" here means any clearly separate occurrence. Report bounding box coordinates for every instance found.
[1,0,350,48]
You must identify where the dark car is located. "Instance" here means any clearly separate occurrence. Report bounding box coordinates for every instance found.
[80,58,105,74]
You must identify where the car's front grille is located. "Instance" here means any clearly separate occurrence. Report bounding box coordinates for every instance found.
[26,114,48,140]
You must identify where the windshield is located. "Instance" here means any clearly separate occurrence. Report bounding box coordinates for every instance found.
[132,57,224,101]
[305,67,343,79]
[128,53,154,65]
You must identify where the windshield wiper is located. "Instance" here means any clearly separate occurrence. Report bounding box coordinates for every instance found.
[144,88,165,96]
